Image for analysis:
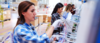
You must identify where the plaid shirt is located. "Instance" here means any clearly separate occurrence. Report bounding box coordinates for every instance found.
[51,13,64,34]
[51,13,60,25]
[13,23,50,43]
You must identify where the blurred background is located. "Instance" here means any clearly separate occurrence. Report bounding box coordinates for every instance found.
[0,0,100,43]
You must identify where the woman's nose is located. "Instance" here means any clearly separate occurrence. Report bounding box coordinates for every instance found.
[34,12,36,15]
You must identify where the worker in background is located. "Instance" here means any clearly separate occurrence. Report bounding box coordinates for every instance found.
[51,3,64,35]
[71,4,76,15]
[62,4,72,20]
[13,1,64,43]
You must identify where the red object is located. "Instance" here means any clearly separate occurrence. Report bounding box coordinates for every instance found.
[43,9,45,11]
[64,3,67,6]
[37,10,39,12]
[47,8,49,10]
[37,11,39,12]
[46,11,47,14]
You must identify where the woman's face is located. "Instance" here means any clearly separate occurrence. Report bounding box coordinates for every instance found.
[69,7,72,11]
[22,5,36,22]
[73,5,75,9]
[57,7,63,14]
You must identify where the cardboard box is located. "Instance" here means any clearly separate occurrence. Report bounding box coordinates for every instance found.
[36,15,43,25]
[31,17,38,27]
[3,10,11,20]
[3,13,7,20]
[43,15,47,23]
[6,10,11,19]
[30,0,37,6]
[48,16,51,22]
[0,11,7,20]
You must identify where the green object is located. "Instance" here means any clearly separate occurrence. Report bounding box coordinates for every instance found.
[75,18,77,21]
[0,5,1,20]
[0,5,4,27]
[0,5,1,9]
[46,22,51,31]
[1,9,4,27]
[74,24,77,27]
[72,29,75,32]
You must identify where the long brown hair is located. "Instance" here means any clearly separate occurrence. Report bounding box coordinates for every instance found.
[65,4,72,11]
[13,1,35,32]
[16,1,35,26]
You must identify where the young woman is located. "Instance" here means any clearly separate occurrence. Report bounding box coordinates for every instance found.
[51,3,64,34]
[62,4,72,20]
[13,1,63,43]
[71,4,76,15]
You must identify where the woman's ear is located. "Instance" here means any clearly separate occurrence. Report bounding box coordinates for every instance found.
[58,8,60,10]
[57,8,60,12]
[22,12,26,16]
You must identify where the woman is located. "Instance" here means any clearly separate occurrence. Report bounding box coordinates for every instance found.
[13,1,63,43]
[51,3,64,34]
[62,4,72,20]
[71,4,76,15]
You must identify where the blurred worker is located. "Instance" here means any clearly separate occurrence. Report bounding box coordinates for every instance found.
[13,1,63,43]
[51,3,64,34]
[62,4,72,20]
[71,4,76,15]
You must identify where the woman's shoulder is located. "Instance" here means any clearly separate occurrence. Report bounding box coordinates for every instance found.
[16,24,25,28]
[53,13,59,15]
[14,24,26,31]
[52,13,56,16]
[62,11,68,15]
[52,13,59,17]
[63,11,68,14]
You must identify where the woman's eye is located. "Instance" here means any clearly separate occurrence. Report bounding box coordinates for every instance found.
[31,9,35,12]
[31,11,33,12]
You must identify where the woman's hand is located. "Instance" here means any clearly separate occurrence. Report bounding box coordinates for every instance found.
[46,19,64,38]
[52,19,63,29]
[53,37,57,41]
[60,22,66,26]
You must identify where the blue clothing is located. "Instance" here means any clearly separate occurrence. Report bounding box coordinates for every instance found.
[62,11,69,19]
[13,23,50,43]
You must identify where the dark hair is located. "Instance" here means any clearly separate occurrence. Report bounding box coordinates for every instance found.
[51,3,64,15]
[65,4,72,11]
[71,4,75,9]
[71,4,74,7]
[16,1,35,26]
[71,4,74,6]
